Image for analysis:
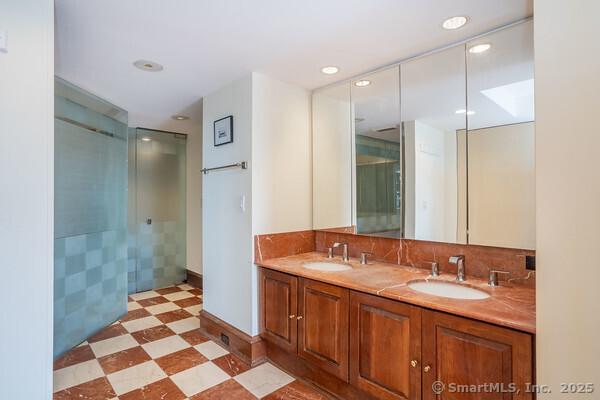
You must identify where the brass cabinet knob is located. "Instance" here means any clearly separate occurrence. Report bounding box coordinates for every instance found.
[410,360,418,368]
[297,315,303,320]
[289,315,295,319]
[424,365,431,373]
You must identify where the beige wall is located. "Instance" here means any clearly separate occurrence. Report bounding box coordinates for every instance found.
[467,122,535,249]
[0,0,54,397]
[536,1,600,397]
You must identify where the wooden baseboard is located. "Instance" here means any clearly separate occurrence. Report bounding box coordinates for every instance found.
[265,342,376,400]
[199,310,266,367]
[185,269,203,289]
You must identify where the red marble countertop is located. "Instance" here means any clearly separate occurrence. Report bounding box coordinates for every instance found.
[257,252,536,334]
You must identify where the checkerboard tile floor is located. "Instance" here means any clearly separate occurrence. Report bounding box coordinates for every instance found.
[53,284,328,399]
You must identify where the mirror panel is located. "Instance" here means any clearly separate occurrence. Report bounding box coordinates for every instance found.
[466,20,535,249]
[352,66,402,238]
[311,21,535,250]
[312,82,353,230]
[401,46,467,243]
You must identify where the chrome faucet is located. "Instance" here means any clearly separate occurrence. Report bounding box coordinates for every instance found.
[449,255,466,282]
[332,242,349,262]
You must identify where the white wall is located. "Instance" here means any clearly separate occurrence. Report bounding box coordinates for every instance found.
[535,1,600,397]
[202,75,254,335]
[312,84,353,229]
[252,73,312,235]
[404,121,457,242]
[0,0,54,398]
[202,73,312,336]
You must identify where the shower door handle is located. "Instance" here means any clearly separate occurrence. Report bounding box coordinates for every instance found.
[146,218,152,225]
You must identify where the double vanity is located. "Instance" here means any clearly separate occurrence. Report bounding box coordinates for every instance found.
[257,239,535,400]
[254,18,536,400]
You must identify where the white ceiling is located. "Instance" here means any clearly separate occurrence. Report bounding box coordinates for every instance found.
[55,0,532,131]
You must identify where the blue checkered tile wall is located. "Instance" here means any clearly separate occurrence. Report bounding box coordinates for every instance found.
[129,221,186,293]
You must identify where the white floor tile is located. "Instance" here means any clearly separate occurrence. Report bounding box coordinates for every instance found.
[178,284,194,290]
[163,291,194,302]
[127,302,142,311]
[107,360,167,395]
[53,359,104,393]
[142,335,190,359]
[170,362,229,397]
[129,290,160,301]
[89,334,138,358]
[194,340,229,360]
[145,301,180,315]
[167,317,200,334]
[121,315,162,333]
[184,304,202,316]
[234,362,294,398]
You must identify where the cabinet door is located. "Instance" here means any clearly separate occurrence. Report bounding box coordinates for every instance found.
[350,291,422,400]
[298,278,350,381]
[260,269,298,353]
[422,310,533,400]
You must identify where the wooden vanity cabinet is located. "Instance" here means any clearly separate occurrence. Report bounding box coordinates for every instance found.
[259,268,534,400]
[298,278,350,381]
[260,269,298,354]
[350,291,422,400]
[421,310,533,400]
[260,270,350,381]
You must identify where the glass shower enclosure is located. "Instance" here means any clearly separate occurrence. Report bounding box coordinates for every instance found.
[128,128,187,293]
[54,78,128,357]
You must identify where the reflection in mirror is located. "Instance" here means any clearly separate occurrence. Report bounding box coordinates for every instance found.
[312,82,353,230]
[352,67,401,238]
[465,20,534,249]
[401,46,467,243]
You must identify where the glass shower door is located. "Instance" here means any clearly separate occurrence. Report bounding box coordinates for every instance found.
[132,128,187,292]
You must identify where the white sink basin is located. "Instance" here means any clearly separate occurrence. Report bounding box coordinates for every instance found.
[407,280,490,300]
[303,262,352,272]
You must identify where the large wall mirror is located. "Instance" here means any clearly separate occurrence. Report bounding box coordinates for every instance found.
[312,20,534,250]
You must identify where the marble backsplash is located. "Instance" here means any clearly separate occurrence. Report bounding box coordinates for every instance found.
[255,230,535,288]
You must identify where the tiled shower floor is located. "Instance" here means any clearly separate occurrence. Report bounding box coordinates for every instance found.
[53,284,328,399]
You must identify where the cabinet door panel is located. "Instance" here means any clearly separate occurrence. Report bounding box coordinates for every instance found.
[260,269,298,353]
[298,278,349,381]
[422,310,533,400]
[350,291,422,400]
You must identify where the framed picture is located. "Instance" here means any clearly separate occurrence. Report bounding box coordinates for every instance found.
[213,115,233,146]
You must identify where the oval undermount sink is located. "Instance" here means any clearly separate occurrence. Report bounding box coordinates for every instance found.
[303,262,352,272]
[407,280,490,300]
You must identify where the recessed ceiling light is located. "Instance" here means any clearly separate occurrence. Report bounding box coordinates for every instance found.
[133,59,163,72]
[172,115,190,121]
[321,66,339,75]
[469,43,491,54]
[455,109,476,115]
[354,80,371,87]
[442,16,468,30]
[141,137,152,142]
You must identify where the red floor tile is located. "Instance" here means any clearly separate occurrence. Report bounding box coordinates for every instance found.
[190,379,257,400]
[155,347,208,375]
[119,377,186,400]
[212,354,251,377]
[54,344,96,370]
[53,377,116,400]
[131,324,176,344]
[98,346,151,374]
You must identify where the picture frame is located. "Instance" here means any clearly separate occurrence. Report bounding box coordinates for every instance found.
[213,115,233,146]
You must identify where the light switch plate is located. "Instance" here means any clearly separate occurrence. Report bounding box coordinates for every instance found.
[0,31,7,53]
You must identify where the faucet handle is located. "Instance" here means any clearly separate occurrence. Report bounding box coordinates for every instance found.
[424,261,439,277]
[449,255,465,264]
[488,269,510,286]
[360,252,372,265]
[327,247,334,259]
